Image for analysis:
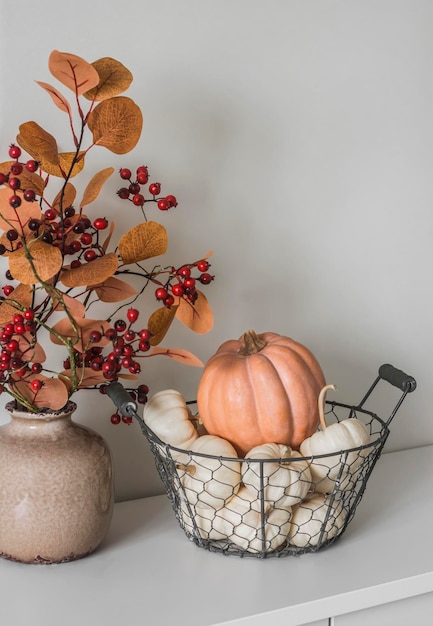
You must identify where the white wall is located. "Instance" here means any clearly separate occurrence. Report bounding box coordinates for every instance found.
[0,0,431,501]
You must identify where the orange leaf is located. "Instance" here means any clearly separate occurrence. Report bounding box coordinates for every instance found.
[8,240,63,285]
[52,291,86,319]
[17,335,46,363]
[52,182,77,212]
[148,346,203,367]
[36,81,72,114]
[83,57,133,101]
[60,367,106,390]
[87,96,143,154]
[50,317,111,352]
[48,50,100,96]
[93,276,137,302]
[0,283,33,325]
[148,305,178,346]
[17,121,59,166]
[80,167,114,208]
[0,187,42,234]
[12,375,69,411]
[101,221,115,252]
[41,151,85,179]
[118,221,167,265]
[175,290,214,334]
[60,252,118,287]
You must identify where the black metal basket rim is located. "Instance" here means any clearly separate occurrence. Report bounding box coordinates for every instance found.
[138,400,390,463]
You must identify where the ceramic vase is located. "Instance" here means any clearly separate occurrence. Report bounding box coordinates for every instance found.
[0,401,114,564]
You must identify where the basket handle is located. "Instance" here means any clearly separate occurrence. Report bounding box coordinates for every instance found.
[378,364,417,392]
[106,381,138,417]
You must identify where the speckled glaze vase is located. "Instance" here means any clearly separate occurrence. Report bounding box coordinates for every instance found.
[0,401,114,564]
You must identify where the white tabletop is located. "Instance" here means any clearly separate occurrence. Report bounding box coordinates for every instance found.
[2,444,433,626]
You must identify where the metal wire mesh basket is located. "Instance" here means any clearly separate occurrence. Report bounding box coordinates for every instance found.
[107,363,416,558]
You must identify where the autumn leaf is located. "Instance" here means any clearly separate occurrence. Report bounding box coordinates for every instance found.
[0,283,33,325]
[148,346,203,367]
[175,290,214,334]
[93,276,137,302]
[50,317,111,352]
[17,121,59,167]
[17,335,46,364]
[36,81,72,114]
[52,291,86,319]
[11,375,69,411]
[102,221,115,252]
[41,151,85,179]
[87,96,143,154]
[8,239,63,285]
[80,167,114,208]
[60,252,118,287]
[60,367,106,390]
[0,187,42,234]
[48,50,100,96]
[118,221,168,265]
[83,57,133,101]
[52,182,76,212]
[148,305,178,346]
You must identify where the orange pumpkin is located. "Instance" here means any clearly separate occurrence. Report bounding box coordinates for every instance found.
[197,330,326,456]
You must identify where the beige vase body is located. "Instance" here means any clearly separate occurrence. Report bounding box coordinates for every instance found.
[0,401,114,564]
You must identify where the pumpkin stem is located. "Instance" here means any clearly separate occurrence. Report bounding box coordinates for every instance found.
[176,463,197,476]
[318,384,336,431]
[238,330,268,356]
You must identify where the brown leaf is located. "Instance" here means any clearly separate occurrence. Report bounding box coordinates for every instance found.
[52,183,76,212]
[149,346,203,367]
[0,284,33,325]
[51,317,111,352]
[52,291,86,318]
[101,221,115,252]
[175,290,214,334]
[60,252,118,287]
[8,240,63,285]
[17,121,59,166]
[118,221,167,265]
[83,57,133,101]
[93,276,137,302]
[87,96,143,154]
[12,375,69,411]
[148,305,178,346]
[41,152,85,179]
[17,335,47,364]
[80,167,114,208]
[36,81,72,114]
[60,367,106,390]
[48,50,100,96]
[0,187,42,234]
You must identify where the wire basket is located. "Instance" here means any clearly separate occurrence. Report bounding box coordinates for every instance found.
[107,363,416,558]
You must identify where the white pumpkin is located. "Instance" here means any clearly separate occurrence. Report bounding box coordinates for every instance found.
[211,486,292,553]
[142,389,199,458]
[242,443,312,508]
[178,435,241,509]
[180,500,227,542]
[300,385,371,493]
[288,492,346,548]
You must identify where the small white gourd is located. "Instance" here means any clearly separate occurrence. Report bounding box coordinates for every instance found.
[300,384,371,493]
[288,492,346,548]
[142,389,199,459]
[211,486,292,554]
[242,443,312,508]
[178,434,241,509]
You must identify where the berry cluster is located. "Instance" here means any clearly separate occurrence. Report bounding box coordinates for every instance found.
[152,259,214,308]
[0,145,39,212]
[117,165,177,213]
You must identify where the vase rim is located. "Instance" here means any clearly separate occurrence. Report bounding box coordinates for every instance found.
[5,400,77,420]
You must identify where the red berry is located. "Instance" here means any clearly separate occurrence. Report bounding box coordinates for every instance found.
[117,187,130,199]
[2,285,14,296]
[8,177,21,190]
[31,362,43,373]
[31,379,42,391]
[183,277,196,289]
[127,308,139,323]
[122,415,133,425]
[138,340,150,352]
[197,260,210,272]
[70,260,81,269]
[8,145,21,159]
[6,229,18,241]
[89,330,102,343]
[199,272,213,284]
[132,193,145,206]
[163,295,175,307]
[119,168,132,180]
[136,170,149,184]
[157,198,170,211]
[6,339,19,352]
[171,283,184,297]
[23,308,34,320]
[149,182,161,195]
[0,173,8,185]
[138,329,150,340]
[155,287,168,300]
[93,217,108,230]
[178,265,191,278]
[25,160,39,172]
[114,319,127,333]
[80,232,93,246]
[166,195,178,207]
[110,413,121,425]
[84,249,97,262]
[23,189,36,202]
[129,183,141,194]
[14,323,26,335]
[9,195,21,208]
[44,208,57,221]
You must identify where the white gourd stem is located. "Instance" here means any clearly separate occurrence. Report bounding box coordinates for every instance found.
[318,384,336,431]
[176,463,197,476]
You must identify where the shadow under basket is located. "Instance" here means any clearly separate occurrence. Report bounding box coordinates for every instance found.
[107,364,416,559]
